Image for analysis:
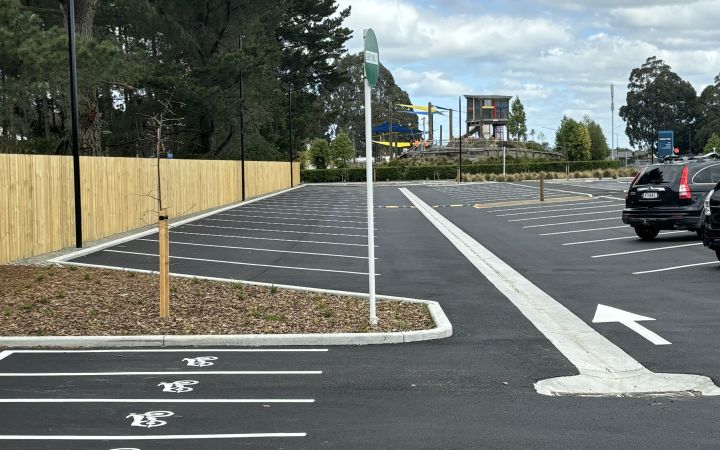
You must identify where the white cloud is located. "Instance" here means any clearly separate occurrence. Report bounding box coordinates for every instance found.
[394,68,470,96]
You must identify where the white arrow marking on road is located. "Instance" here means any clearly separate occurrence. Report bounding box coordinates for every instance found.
[592,304,671,346]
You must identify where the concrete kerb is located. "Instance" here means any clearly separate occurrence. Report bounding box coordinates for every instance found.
[0,290,451,348]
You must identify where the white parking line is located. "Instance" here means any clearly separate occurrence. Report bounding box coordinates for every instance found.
[523,217,619,228]
[5,349,327,354]
[216,213,368,224]
[562,231,686,245]
[0,398,315,403]
[592,243,702,258]
[172,231,374,247]
[489,200,613,213]
[497,204,620,217]
[236,207,366,218]
[508,210,623,222]
[539,226,626,236]
[0,371,322,376]
[104,250,375,276]
[0,351,10,361]
[633,261,720,274]
[204,218,372,231]
[0,433,307,440]
[137,239,373,259]
[255,202,366,212]
[240,205,365,214]
[184,223,369,238]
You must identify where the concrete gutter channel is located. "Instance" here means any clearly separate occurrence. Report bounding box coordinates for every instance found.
[3,184,453,348]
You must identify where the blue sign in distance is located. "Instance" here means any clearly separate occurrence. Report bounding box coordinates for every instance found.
[658,130,674,157]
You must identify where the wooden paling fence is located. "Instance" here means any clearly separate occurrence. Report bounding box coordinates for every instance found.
[0,155,300,264]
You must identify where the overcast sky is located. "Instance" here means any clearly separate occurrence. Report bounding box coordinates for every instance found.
[337,0,720,149]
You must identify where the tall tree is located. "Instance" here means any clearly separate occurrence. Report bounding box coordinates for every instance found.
[329,131,353,167]
[321,52,416,152]
[583,116,610,160]
[694,74,720,152]
[556,116,591,161]
[619,56,697,156]
[507,96,527,141]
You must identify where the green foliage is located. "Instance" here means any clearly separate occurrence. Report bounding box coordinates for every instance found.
[301,160,620,182]
[556,117,591,161]
[322,53,416,151]
[0,0,360,160]
[330,131,354,167]
[619,56,697,155]
[309,138,330,169]
[704,133,720,153]
[583,117,610,160]
[507,96,527,140]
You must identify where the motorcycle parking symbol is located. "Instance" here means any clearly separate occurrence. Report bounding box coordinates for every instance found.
[158,379,199,393]
[182,356,218,367]
[126,410,174,428]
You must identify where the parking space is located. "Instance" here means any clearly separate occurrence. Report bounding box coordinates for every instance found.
[68,186,383,291]
[0,348,327,448]
[433,181,573,204]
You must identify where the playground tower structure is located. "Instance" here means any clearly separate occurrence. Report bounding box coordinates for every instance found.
[464,95,511,140]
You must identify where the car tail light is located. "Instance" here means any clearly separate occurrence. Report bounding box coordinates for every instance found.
[679,166,691,200]
[626,171,642,200]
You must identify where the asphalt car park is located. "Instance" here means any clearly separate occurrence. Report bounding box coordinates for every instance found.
[5,180,720,448]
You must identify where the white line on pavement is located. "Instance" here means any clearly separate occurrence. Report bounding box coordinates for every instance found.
[0,351,10,361]
[488,200,613,213]
[184,223,369,238]
[203,218,373,230]
[232,207,366,218]
[508,209,623,222]
[238,205,366,215]
[497,204,620,217]
[523,217,619,228]
[506,182,593,198]
[592,243,702,258]
[171,231,374,247]
[400,187,720,397]
[0,371,322,377]
[562,231,686,245]
[216,213,368,224]
[539,226,626,236]
[137,239,373,259]
[633,261,720,274]
[8,349,327,354]
[0,398,315,403]
[104,250,375,276]
[0,433,307,440]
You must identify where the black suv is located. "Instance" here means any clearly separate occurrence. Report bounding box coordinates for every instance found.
[702,182,720,260]
[622,160,720,240]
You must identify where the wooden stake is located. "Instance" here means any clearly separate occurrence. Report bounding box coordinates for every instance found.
[540,174,545,202]
[158,209,170,318]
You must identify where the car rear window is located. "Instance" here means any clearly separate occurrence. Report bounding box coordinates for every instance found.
[635,165,683,185]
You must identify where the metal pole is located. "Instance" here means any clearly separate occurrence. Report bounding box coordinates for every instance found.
[503,144,506,180]
[67,0,82,248]
[611,84,614,160]
[364,77,377,325]
[388,97,393,158]
[288,83,293,186]
[239,36,246,200]
[458,97,462,183]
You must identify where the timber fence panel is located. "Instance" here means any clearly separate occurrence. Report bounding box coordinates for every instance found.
[0,156,292,264]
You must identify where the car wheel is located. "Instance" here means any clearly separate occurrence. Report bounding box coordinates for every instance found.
[696,228,704,240]
[635,225,659,240]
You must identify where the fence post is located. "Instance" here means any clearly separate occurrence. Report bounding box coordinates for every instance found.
[540,174,545,202]
[159,209,170,318]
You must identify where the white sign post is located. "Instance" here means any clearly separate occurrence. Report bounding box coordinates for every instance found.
[364,29,379,325]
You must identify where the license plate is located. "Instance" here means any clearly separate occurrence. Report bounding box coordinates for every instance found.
[642,192,659,199]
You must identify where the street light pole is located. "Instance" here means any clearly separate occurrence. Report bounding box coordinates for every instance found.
[66,0,82,248]
[239,35,246,201]
[458,96,462,183]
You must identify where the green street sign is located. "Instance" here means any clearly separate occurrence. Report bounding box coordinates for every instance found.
[364,28,379,87]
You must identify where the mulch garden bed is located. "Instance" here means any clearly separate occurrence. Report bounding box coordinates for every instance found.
[0,265,433,336]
